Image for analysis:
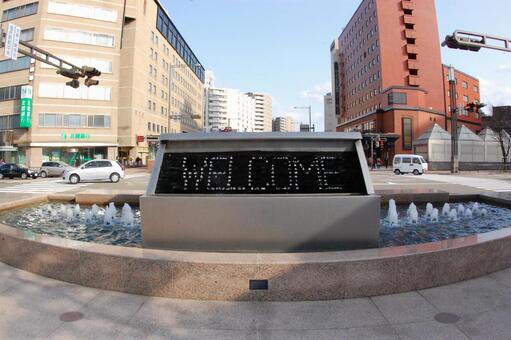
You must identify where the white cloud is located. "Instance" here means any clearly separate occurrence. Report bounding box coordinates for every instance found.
[299,82,331,103]
[497,64,511,72]
[480,78,511,111]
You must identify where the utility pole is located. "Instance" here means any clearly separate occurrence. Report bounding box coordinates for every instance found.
[448,65,459,174]
[293,105,314,132]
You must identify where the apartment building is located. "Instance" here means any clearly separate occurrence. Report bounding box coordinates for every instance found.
[204,87,255,132]
[272,116,295,132]
[0,0,204,166]
[331,0,448,155]
[324,92,336,132]
[247,92,272,132]
[442,65,481,133]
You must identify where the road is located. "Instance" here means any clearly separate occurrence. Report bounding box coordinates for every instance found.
[0,169,510,195]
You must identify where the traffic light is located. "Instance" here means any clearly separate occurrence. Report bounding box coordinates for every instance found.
[66,79,80,89]
[442,35,481,52]
[57,68,81,79]
[84,78,99,87]
[82,66,101,78]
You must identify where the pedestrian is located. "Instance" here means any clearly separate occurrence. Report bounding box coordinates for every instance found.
[0,158,5,166]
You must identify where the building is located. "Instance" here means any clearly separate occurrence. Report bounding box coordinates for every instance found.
[331,0,450,156]
[324,92,336,132]
[482,106,511,134]
[272,116,295,132]
[0,0,205,167]
[442,65,481,133]
[204,88,255,132]
[247,92,272,132]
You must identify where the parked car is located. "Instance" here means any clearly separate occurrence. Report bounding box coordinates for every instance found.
[0,163,39,179]
[393,155,428,175]
[40,161,73,178]
[64,160,125,184]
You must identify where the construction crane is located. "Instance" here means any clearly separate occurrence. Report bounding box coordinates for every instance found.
[442,30,511,53]
[1,31,101,88]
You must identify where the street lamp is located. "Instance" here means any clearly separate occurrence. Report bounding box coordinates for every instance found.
[292,105,314,132]
[167,63,202,133]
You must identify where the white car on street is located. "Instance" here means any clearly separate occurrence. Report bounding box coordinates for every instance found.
[64,160,125,184]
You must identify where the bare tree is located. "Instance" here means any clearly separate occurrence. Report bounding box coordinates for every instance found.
[495,129,511,170]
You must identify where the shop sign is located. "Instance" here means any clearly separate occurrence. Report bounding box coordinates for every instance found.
[61,132,91,140]
[19,86,33,128]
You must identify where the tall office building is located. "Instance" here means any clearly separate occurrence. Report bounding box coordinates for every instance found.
[331,0,454,155]
[0,0,204,166]
[272,116,295,132]
[324,93,336,132]
[204,88,255,132]
[247,92,272,132]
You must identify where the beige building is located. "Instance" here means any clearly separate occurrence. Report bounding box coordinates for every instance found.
[247,92,272,132]
[0,0,204,167]
[272,116,295,132]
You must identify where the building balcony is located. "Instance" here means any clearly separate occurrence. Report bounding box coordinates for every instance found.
[403,15,415,25]
[405,29,417,39]
[401,0,414,10]
[408,75,420,86]
[407,60,419,69]
[406,45,418,54]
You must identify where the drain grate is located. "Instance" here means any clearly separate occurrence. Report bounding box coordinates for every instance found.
[434,312,460,324]
[59,311,84,322]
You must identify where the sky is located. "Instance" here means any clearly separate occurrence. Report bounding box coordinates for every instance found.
[161,0,511,131]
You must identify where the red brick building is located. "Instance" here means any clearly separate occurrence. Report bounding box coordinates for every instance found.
[442,65,481,133]
[330,0,481,156]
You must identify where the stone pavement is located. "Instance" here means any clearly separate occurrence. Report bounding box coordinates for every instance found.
[0,262,510,339]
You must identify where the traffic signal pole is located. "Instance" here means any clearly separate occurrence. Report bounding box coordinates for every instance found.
[1,31,101,87]
[448,66,459,174]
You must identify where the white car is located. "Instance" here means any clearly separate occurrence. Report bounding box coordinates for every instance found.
[64,160,125,184]
[393,154,428,175]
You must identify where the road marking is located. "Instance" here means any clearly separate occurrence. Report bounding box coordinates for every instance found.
[0,180,90,194]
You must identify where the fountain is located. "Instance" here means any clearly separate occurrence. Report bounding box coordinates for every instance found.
[387,199,399,226]
[84,209,92,223]
[407,203,419,223]
[442,203,451,217]
[91,204,100,219]
[457,204,465,215]
[430,208,439,222]
[465,208,473,218]
[425,203,434,218]
[449,209,458,221]
[121,203,134,227]
[65,208,74,222]
[103,208,113,226]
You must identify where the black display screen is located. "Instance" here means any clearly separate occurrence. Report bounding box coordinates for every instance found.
[155,151,367,195]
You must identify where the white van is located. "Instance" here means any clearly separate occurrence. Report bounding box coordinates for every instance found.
[393,154,428,175]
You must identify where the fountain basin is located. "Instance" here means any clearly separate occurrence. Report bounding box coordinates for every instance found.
[0,191,509,301]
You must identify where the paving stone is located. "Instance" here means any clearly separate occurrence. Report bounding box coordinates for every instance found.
[148,328,258,340]
[418,276,510,316]
[79,290,147,324]
[258,325,399,340]
[489,267,511,289]
[457,304,511,340]
[372,292,438,324]
[49,318,149,340]
[0,306,63,339]
[257,298,388,330]
[393,321,470,340]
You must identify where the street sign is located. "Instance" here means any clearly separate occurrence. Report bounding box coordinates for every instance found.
[4,23,21,60]
[20,85,33,128]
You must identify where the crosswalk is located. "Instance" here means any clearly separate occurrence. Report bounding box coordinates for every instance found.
[420,174,511,193]
[0,179,91,194]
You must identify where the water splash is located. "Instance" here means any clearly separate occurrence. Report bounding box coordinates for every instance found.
[457,204,465,216]
[425,203,434,218]
[387,199,399,226]
[430,208,439,222]
[464,208,473,218]
[449,209,458,221]
[442,203,451,217]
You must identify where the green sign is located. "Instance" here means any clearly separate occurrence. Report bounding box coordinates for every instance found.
[19,85,33,128]
[60,132,91,140]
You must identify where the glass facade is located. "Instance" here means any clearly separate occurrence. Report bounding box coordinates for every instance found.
[2,2,38,21]
[42,147,107,166]
[156,6,205,82]
[402,117,413,150]
[0,57,30,74]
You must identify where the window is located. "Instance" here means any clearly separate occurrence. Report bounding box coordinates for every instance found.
[39,83,112,101]
[47,1,117,22]
[0,114,20,130]
[413,158,421,165]
[39,113,110,128]
[20,28,35,42]
[0,57,30,74]
[403,157,412,164]
[462,81,468,89]
[463,95,469,102]
[388,92,407,105]
[44,28,114,47]
[473,86,479,93]
[0,85,23,101]
[402,118,413,150]
[40,56,113,73]
[2,2,38,21]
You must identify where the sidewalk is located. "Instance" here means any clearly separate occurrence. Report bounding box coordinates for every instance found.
[0,261,509,339]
